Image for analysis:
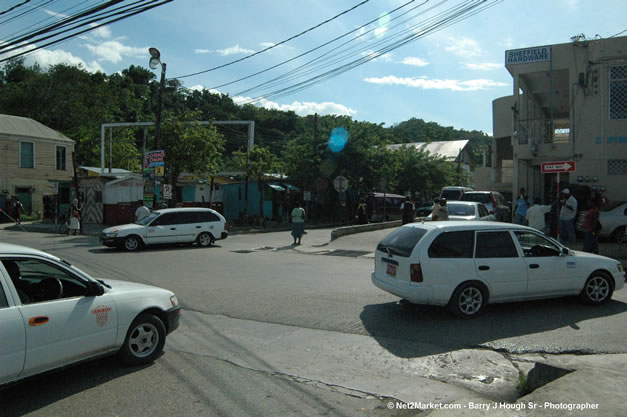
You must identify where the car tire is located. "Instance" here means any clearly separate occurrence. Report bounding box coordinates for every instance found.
[196,232,214,247]
[119,313,166,366]
[579,272,613,305]
[123,235,141,252]
[448,282,487,318]
[613,226,626,245]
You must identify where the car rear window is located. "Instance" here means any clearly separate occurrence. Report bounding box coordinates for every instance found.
[441,190,462,200]
[447,203,475,216]
[377,227,428,257]
[461,193,491,204]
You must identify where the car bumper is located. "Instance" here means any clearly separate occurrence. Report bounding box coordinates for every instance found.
[100,235,125,247]
[165,306,181,335]
[371,272,437,305]
[220,231,228,240]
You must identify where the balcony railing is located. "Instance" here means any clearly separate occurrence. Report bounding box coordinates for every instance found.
[517,119,569,145]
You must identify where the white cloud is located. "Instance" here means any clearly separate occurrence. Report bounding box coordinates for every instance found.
[216,44,255,56]
[188,86,356,117]
[402,57,429,67]
[90,26,112,39]
[360,50,393,62]
[445,37,482,57]
[194,49,211,54]
[84,40,146,63]
[464,63,502,71]
[363,75,508,91]
[8,43,105,73]
[44,9,69,19]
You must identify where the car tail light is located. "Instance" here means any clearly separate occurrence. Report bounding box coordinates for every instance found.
[490,194,496,213]
[410,264,423,282]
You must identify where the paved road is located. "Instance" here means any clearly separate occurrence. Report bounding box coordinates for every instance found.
[1,227,626,416]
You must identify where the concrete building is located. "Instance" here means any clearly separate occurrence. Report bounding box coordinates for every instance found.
[0,114,75,216]
[492,35,627,206]
[386,140,473,173]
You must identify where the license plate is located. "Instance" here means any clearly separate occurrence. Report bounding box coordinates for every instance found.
[386,263,396,276]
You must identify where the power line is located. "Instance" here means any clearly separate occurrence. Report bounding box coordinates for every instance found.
[0,0,32,17]
[173,0,371,79]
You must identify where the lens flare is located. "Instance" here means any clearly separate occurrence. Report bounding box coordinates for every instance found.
[328,127,349,153]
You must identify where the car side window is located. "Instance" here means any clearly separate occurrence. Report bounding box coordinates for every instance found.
[176,212,195,224]
[514,232,561,257]
[475,231,519,258]
[5,259,88,304]
[428,231,474,258]
[205,212,220,222]
[478,205,489,217]
[152,213,177,226]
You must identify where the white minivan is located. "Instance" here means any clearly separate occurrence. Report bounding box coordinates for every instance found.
[100,208,228,251]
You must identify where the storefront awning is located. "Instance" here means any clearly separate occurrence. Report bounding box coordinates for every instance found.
[267,184,286,191]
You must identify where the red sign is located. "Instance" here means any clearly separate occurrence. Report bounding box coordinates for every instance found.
[541,161,576,173]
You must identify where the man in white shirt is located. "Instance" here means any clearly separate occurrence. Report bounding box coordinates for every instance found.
[526,197,553,233]
[558,189,578,244]
[134,200,150,222]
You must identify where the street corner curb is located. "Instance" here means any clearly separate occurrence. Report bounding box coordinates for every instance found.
[331,220,401,241]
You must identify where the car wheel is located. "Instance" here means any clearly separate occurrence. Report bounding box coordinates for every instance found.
[614,226,627,245]
[580,273,613,304]
[448,282,486,318]
[119,313,166,366]
[123,235,141,252]
[196,232,214,247]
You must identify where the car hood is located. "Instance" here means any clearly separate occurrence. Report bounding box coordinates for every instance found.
[102,223,145,234]
[97,278,173,295]
[570,249,618,263]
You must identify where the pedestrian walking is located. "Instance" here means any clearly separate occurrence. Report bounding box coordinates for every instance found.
[135,200,151,222]
[357,198,368,225]
[68,199,81,235]
[290,201,306,245]
[13,197,23,224]
[514,188,531,225]
[558,189,578,245]
[582,194,603,254]
[525,197,554,233]
[400,197,415,225]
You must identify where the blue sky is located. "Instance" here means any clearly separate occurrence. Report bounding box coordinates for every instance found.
[1,0,626,134]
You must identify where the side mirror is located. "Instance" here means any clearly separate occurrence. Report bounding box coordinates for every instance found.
[561,248,570,256]
[85,281,105,296]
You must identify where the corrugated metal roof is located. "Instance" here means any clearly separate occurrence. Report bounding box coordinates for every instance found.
[79,166,133,178]
[0,114,74,143]
[386,140,469,161]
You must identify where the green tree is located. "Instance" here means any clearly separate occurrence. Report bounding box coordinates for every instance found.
[233,146,282,218]
[160,111,225,204]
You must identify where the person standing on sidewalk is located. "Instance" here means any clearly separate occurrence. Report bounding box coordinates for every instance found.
[526,197,555,233]
[290,201,306,245]
[514,188,531,225]
[68,199,81,235]
[558,189,578,245]
[135,200,150,222]
[583,194,602,254]
[400,197,415,225]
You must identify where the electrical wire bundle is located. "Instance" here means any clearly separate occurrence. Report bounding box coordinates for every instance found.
[0,0,173,63]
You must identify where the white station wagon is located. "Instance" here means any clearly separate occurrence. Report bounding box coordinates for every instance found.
[100,207,228,251]
[372,221,625,318]
[0,243,181,386]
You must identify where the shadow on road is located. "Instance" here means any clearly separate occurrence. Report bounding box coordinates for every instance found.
[360,297,627,358]
[0,356,155,417]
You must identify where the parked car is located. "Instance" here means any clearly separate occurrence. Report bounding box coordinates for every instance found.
[576,203,627,244]
[365,192,406,222]
[425,201,494,221]
[439,186,474,201]
[100,207,228,251]
[415,200,436,217]
[371,221,625,318]
[0,243,181,386]
[461,191,511,221]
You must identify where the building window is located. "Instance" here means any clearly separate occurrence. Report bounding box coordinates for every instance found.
[56,146,66,170]
[608,159,627,175]
[609,65,627,120]
[19,141,34,168]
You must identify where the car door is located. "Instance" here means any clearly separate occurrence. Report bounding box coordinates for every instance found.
[11,258,117,378]
[0,272,26,385]
[512,231,577,295]
[474,231,528,301]
[176,211,201,243]
[145,212,181,244]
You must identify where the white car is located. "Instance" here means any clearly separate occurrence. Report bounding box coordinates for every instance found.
[100,207,228,251]
[0,243,181,386]
[426,201,495,221]
[371,221,625,318]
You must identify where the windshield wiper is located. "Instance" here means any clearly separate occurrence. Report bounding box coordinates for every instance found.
[97,279,112,289]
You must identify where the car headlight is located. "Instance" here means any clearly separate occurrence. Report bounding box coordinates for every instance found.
[103,232,117,238]
[170,295,179,307]
[618,264,624,273]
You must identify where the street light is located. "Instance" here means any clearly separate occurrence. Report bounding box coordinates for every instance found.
[148,47,166,150]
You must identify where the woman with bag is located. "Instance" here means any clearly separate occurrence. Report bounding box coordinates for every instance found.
[290,201,306,245]
[583,194,602,254]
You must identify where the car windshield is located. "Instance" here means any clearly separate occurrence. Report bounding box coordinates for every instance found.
[441,190,462,200]
[461,193,491,204]
[377,226,428,257]
[447,203,475,216]
[136,212,159,225]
